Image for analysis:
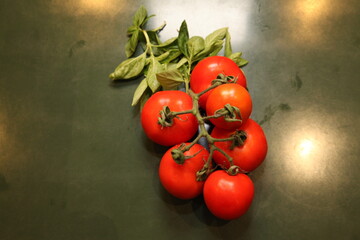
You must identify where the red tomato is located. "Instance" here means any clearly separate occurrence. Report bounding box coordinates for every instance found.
[190,56,247,109]
[141,91,198,146]
[159,143,209,200]
[206,83,252,130]
[203,170,254,220]
[211,119,267,172]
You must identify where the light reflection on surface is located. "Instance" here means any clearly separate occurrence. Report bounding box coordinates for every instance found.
[296,0,328,19]
[49,0,127,16]
[147,0,254,46]
[274,110,350,209]
[284,0,331,45]
[298,139,314,157]
[283,121,330,182]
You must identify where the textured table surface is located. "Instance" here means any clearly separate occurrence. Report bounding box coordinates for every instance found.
[0,0,359,239]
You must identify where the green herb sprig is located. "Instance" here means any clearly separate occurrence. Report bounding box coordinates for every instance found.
[109,6,248,107]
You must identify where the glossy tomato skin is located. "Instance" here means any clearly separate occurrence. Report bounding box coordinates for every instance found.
[206,83,252,130]
[190,56,247,109]
[211,119,267,172]
[141,91,198,146]
[159,143,209,200]
[203,170,254,220]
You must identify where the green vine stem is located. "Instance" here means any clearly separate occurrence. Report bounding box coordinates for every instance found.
[142,29,154,57]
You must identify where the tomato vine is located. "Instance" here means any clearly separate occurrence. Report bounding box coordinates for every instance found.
[157,74,249,181]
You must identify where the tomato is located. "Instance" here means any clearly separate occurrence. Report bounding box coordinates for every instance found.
[159,143,209,200]
[211,119,267,172]
[203,170,254,220]
[206,83,252,130]
[190,56,247,109]
[141,90,198,146]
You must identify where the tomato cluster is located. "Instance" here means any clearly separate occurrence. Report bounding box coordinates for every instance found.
[141,56,267,220]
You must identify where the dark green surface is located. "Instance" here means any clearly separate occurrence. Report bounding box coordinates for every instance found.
[1,0,359,239]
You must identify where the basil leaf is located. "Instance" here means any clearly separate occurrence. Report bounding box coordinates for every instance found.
[146,58,164,92]
[127,25,138,36]
[150,21,166,33]
[176,57,188,68]
[209,40,224,56]
[230,52,249,67]
[224,30,232,57]
[146,30,161,45]
[142,14,156,27]
[125,29,139,58]
[133,6,148,27]
[153,37,178,48]
[205,27,227,47]
[156,51,170,62]
[109,53,146,80]
[145,31,163,56]
[191,28,227,61]
[165,63,178,70]
[139,88,152,110]
[162,49,182,64]
[193,40,224,61]
[178,20,189,57]
[131,78,148,106]
[156,69,184,90]
[187,36,205,58]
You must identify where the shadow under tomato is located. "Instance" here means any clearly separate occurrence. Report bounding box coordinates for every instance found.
[156,180,196,216]
[190,195,230,226]
[141,131,170,159]
[191,194,254,232]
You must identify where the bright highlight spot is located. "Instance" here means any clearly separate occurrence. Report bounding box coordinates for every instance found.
[298,139,314,157]
[49,0,127,16]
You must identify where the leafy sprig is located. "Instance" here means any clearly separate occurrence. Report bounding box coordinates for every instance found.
[109,6,248,107]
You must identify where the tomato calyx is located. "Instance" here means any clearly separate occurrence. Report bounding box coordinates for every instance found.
[227,165,247,175]
[196,166,213,182]
[171,143,202,165]
[196,74,238,97]
[229,130,247,150]
[158,106,193,127]
[211,73,238,85]
[214,104,243,123]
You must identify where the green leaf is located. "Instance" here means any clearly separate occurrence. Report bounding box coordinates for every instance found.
[162,49,182,64]
[209,40,224,56]
[229,52,249,67]
[127,25,138,36]
[165,63,178,70]
[224,30,232,57]
[176,57,188,68]
[139,88,152,110]
[155,51,170,62]
[187,36,205,58]
[133,6,148,27]
[146,30,161,45]
[150,21,166,33]
[146,58,164,92]
[109,52,146,80]
[125,29,139,58]
[191,28,227,61]
[193,39,224,61]
[178,20,189,57]
[145,30,163,56]
[153,37,178,48]
[142,14,156,27]
[205,27,227,46]
[131,78,148,106]
[156,69,185,90]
